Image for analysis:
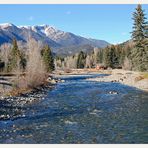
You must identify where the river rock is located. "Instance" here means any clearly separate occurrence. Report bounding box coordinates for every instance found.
[108,91,118,94]
[47,77,52,80]
[50,79,57,84]
[61,80,65,83]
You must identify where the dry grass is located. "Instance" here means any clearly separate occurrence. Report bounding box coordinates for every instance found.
[142,72,148,79]
[8,88,32,96]
[134,76,144,82]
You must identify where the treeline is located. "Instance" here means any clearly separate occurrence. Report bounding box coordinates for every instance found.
[55,4,148,72]
[0,38,54,89]
[54,44,132,70]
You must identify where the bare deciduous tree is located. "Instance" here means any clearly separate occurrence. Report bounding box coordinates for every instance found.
[122,56,132,70]
[25,38,47,88]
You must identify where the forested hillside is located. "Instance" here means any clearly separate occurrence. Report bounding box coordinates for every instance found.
[55,4,148,72]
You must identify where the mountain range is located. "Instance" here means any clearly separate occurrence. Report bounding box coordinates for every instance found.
[0,23,110,56]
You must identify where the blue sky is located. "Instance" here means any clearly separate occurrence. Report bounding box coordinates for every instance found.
[0,4,148,44]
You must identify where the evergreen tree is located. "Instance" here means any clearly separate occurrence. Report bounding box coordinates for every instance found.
[115,45,123,67]
[110,45,119,68]
[103,46,119,68]
[42,44,55,72]
[103,46,111,67]
[77,51,86,68]
[20,51,27,70]
[8,38,20,71]
[131,4,148,71]
[96,49,103,64]
[132,4,147,48]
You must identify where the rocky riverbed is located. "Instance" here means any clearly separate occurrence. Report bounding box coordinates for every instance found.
[0,75,67,121]
[0,84,54,120]
[0,73,147,143]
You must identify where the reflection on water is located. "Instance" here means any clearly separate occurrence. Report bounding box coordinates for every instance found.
[0,74,148,143]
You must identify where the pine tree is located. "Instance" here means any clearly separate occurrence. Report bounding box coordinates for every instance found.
[110,45,119,68]
[96,49,103,64]
[103,46,119,68]
[132,4,147,47]
[115,45,123,68]
[103,46,111,67]
[8,38,20,71]
[42,44,55,72]
[77,51,86,68]
[20,51,27,70]
[131,4,148,71]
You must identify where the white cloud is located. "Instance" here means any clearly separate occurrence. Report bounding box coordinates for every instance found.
[28,16,34,21]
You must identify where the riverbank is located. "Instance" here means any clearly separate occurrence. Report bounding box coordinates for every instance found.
[86,69,148,92]
[0,74,61,98]
[1,69,148,98]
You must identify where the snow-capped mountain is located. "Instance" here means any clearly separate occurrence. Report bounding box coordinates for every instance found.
[0,23,110,55]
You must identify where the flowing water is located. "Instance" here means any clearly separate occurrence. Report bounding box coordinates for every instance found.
[0,74,148,143]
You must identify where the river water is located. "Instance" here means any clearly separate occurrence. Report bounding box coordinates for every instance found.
[0,74,148,143]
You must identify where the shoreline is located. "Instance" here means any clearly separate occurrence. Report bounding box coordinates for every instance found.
[0,75,58,98]
[54,69,148,92]
[86,69,148,92]
[1,69,148,99]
